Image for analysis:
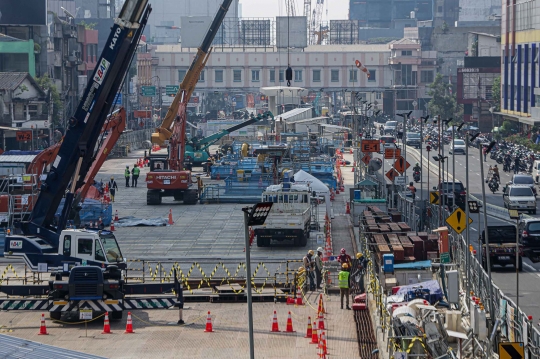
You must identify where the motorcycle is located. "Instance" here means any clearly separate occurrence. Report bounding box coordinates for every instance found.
[413,170,421,183]
[487,176,499,193]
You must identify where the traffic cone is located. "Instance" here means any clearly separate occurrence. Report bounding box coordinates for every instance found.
[304,316,313,338]
[125,312,134,333]
[318,341,327,359]
[296,287,303,305]
[286,291,295,305]
[204,311,214,332]
[270,310,280,332]
[319,294,326,315]
[310,326,318,344]
[110,220,115,231]
[168,209,174,225]
[285,311,295,333]
[318,315,325,330]
[102,312,112,334]
[349,148,353,154]
[38,313,48,335]
[321,331,328,355]
[346,202,350,214]
[115,210,119,221]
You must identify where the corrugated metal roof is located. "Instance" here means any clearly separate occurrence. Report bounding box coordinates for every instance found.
[279,107,312,120]
[0,333,106,358]
[0,155,37,163]
[0,73,29,91]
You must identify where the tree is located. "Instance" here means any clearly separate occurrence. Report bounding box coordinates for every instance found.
[427,73,462,122]
[492,76,501,112]
[78,21,97,30]
[35,75,63,129]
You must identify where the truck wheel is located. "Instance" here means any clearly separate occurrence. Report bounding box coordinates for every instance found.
[50,312,61,321]
[111,311,123,320]
[173,191,183,201]
[518,257,523,272]
[147,190,161,205]
[184,190,198,204]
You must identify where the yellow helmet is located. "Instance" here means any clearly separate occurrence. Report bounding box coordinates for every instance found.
[298,266,305,274]
[356,253,363,259]
[308,250,314,256]
[342,263,349,269]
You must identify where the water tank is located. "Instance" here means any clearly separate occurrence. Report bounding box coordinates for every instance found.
[410,11,416,19]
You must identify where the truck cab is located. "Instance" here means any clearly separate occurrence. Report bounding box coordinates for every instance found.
[481,226,523,271]
[5,229,125,271]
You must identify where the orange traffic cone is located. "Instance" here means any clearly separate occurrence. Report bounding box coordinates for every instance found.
[285,311,295,333]
[115,210,119,221]
[296,287,303,305]
[349,148,353,154]
[318,294,326,315]
[321,331,328,355]
[102,312,112,334]
[318,341,327,359]
[110,220,115,231]
[318,315,325,330]
[204,311,214,332]
[310,326,319,344]
[168,209,174,225]
[304,316,313,338]
[38,313,48,335]
[270,310,280,332]
[346,202,350,214]
[351,166,354,172]
[125,312,134,333]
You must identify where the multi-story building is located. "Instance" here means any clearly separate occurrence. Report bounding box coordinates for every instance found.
[499,0,540,130]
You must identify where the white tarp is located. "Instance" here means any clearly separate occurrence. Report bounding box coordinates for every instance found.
[293,170,332,217]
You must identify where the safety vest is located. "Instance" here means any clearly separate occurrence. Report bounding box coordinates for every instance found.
[133,167,140,176]
[338,270,350,289]
[124,169,130,178]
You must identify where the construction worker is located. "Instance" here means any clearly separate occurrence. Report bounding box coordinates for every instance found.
[124,165,130,187]
[408,182,417,200]
[303,250,316,291]
[131,164,140,187]
[337,248,352,270]
[339,263,351,310]
[108,177,118,202]
[352,252,368,293]
[206,157,213,177]
[314,247,324,290]
[196,175,203,197]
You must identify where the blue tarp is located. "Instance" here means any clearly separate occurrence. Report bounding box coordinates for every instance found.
[396,279,443,304]
[394,260,432,270]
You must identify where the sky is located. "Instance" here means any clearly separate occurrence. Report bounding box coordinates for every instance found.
[239,0,349,20]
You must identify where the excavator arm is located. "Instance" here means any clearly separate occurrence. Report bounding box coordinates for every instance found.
[75,107,126,203]
[151,0,233,147]
[26,142,62,178]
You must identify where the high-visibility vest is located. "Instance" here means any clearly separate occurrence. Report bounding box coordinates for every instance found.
[124,169,130,178]
[133,167,140,176]
[338,270,350,289]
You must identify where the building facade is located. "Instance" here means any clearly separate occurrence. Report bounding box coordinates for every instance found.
[500,0,540,130]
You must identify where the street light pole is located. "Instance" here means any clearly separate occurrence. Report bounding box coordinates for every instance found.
[243,209,255,359]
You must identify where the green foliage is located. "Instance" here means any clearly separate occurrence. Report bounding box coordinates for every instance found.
[492,76,501,112]
[427,73,462,121]
[35,75,62,127]
[499,120,519,137]
[506,134,540,152]
[78,21,97,30]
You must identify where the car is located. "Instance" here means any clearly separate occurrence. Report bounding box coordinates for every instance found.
[449,139,466,154]
[503,185,537,214]
[435,181,466,209]
[519,218,540,250]
[532,160,540,183]
[380,142,399,154]
[406,133,421,149]
[510,174,537,196]
[384,121,398,134]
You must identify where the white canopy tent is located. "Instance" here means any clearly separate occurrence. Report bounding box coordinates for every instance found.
[293,170,333,218]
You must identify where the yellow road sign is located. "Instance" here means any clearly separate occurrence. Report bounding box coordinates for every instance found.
[430,191,439,204]
[498,342,524,359]
[445,207,473,234]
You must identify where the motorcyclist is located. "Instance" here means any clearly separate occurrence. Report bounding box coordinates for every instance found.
[504,154,512,172]
[491,164,500,183]
[413,162,421,173]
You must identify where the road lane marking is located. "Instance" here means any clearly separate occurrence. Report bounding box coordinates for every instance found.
[471,227,477,231]
[523,262,538,272]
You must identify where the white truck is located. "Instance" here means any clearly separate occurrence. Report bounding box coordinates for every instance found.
[254,183,312,247]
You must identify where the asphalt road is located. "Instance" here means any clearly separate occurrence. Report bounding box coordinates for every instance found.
[370,127,540,323]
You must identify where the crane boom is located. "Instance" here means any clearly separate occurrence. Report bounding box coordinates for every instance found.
[22,0,151,246]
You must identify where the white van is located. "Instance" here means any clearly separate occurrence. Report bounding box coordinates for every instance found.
[534,160,540,183]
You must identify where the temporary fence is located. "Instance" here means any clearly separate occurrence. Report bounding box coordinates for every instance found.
[200,174,275,203]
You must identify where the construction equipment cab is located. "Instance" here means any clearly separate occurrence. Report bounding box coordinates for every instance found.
[6,228,125,271]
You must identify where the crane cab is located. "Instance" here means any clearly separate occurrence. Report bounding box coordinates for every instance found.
[5,229,126,271]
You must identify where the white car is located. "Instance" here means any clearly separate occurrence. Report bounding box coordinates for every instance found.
[380,142,398,154]
[449,139,466,155]
[503,185,537,214]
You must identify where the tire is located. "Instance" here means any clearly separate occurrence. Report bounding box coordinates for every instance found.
[295,235,307,247]
[147,190,161,205]
[184,190,198,205]
[50,312,61,320]
[257,235,265,247]
[111,311,123,320]
[173,191,183,201]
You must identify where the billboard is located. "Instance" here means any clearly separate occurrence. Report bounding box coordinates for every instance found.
[240,19,271,46]
[0,0,47,25]
[180,16,212,48]
[276,16,307,49]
